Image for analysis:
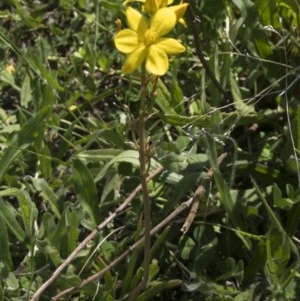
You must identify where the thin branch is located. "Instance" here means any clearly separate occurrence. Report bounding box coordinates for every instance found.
[29,166,164,301]
[51,153,228,301]
[52,196,194,301]
[128,63,151,301]
[181,152,228,233]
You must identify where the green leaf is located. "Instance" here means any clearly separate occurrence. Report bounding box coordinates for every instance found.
[0,197,26,242]
[100,171,121,204]
[75,149,123,162]
[26,53,64,91]
[0,188,38,240]
[0,214,13,270]
[93,150,161,183]
[204,131,252,250]
[20,73,32,108]
[0,105,52,180]
[135,279,182,301]
[6,272,19,290]
[230,72,256,115]
[30,177,61,218]
[272,183,294,210]
[72,159,101,226]
[216,257,237,281]
[0,69,20,91]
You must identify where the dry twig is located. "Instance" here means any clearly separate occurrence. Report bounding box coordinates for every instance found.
[29,166,164,301]
[51,153,228,300]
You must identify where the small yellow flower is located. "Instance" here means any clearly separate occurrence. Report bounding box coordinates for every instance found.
[6,65,15,74]
[114,7,185,75]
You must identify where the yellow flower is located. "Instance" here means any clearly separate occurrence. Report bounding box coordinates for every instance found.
[123,0,188,26]
[114,7,185,75]
[6,65,15,74]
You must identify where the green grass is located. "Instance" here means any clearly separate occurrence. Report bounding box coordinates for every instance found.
[0,0,299,300]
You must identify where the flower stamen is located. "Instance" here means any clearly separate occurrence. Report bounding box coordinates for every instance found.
[144,29,157,45]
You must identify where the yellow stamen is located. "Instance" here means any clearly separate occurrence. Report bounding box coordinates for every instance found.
[144,29,157,45]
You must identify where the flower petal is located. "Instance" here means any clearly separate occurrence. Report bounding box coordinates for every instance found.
[122,45,147,74]
[144,0,160,14]
[123,0,145,4]
[143,0,171,13]
[114,29,140,53]
[150,8,176,37]
[178,17,187,27]
[169,3,188,21]
[126,7,148,36]
[146,45,169,75]
[155,37,185,54]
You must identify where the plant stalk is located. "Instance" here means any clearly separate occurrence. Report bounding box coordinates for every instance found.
[129,63,151,300]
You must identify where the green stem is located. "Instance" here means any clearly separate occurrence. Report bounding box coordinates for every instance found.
[129,63,151,300]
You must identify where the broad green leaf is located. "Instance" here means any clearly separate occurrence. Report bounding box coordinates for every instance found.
[41,83,56,108]
[156,79,178,115]
[170,62,185,114]
[273,183,283,205]
[30,177,61,218]
[244,241,267,280]
[20,74,31,108]
[230,72,256,115]
[183,278,239,295]
[0,197,26,242]
[26,53,63,91]
[35,237,61,267]
[253,32,273,58]
[100,171,121,204]
[0,105,52,180]
[135,280,182,301]
[6,272,19,290]
[0,188,38,240]
[75,149,123,162]
[0,214,13,270]
[209,109,224,134]
[252,179,285,233]
[286,201,300,237]
[72,159,101,225]
[162,112,267,128]
[231,0,254,17]
[94,150,161,183]
[0,69,20,91]
[38,144,52,179]
[50,207,75,258]
[180,236,195,260]
[149,259,159,280]
[203,131,252,250]
[216,257,237,281]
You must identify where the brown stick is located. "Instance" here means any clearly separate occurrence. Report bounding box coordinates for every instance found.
[181,152,228,233]
[51,153,228,300]
[29,165,164,301]
[52,195,194,301]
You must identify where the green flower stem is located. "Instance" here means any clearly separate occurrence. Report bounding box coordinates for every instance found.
[129,63,151,300]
